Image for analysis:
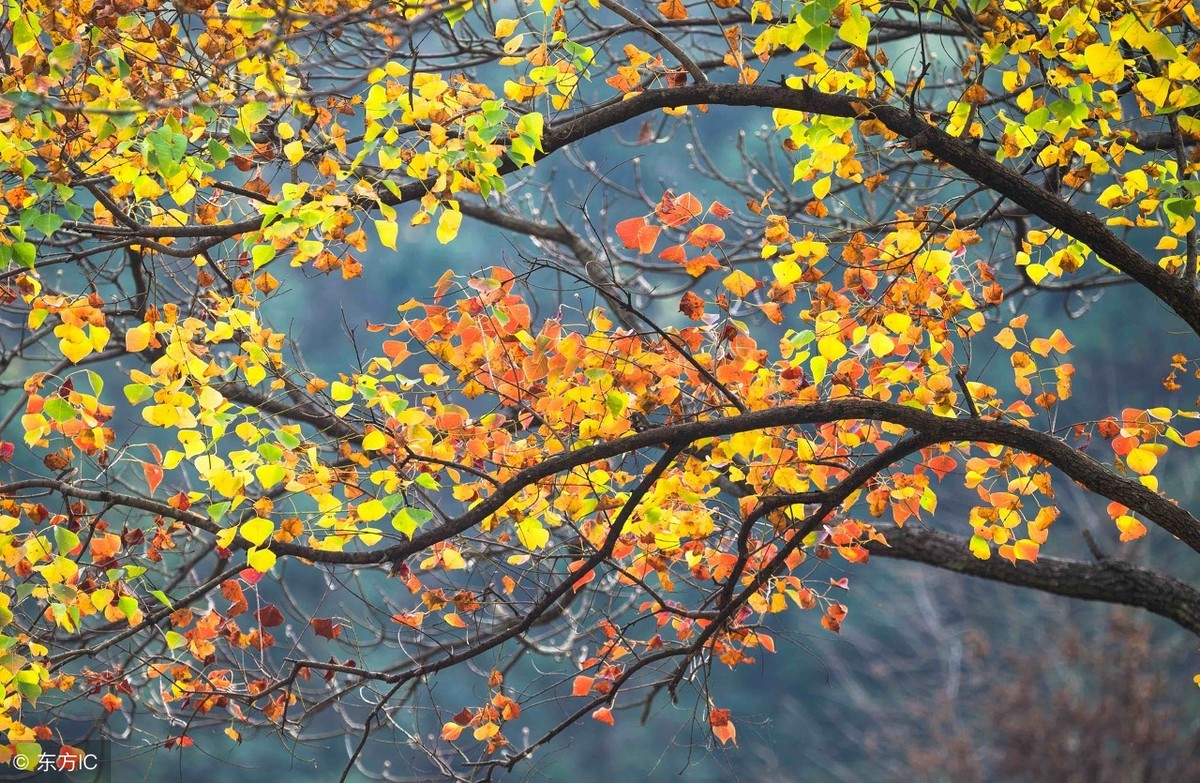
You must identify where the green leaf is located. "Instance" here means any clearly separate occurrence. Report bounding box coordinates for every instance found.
[239,101,271,131]
[44,397,74,423]
[53,526,79,554]
[391,507,433,537]
[48,41,80,73]
[117,595,139,620]
[123,383,153,404]
[208,138,230,165]
[31,212,63,236]
[12,242,35,269]
[1166,198,1196,219]
[275,428,302,449]
[800,1,833,27]
[251,244,275,269]
[805,24,835,53]
[85,370,104,396]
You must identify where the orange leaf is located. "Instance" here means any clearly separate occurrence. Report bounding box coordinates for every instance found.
[221,580,248,616]
[656,191,703,226]
[679,291,705,320]
[684,253,721,277]
[432,269,457,302]
[141,461,163,495]
[592,706,615,725]
[572,676,594,696]
[709,708,737,746]
[709,200,733,219]
[659,244,687,265]
[615,217,661,254]
[1013,539,1040,562]
[926,455,957,480]
[658,0,687,19]
[382,340,410,362]
[722,270,761,298]
[1116,514,1147,542]
[687,223,725,248]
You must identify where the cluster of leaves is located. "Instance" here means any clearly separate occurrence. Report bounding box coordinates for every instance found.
[1,0,1200,776]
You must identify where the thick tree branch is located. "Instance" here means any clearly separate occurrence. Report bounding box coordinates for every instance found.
[869,523,1200,635]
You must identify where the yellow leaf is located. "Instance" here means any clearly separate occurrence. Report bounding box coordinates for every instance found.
[655,531,681,552]
[60,338,91,363]
[473,722,499,741]
[283,140,305,165]
[883,313,911,334]
[357,499,387,522]
[240,517,274,546]
[125,323,153,353]
[968,535,991,560]
[494,18,518,37]
[817,335,847,362]
[361,430,387,451]
[772,259,802,286]
[1126,445,1158,475]
[247,547,276,573]
[375,219,398,250]
[1116,514,1147,542]
[436,208,462,244]
[722,270,759,297]
[441,548,466,569]
[516,518,549,550]
[868,331,895,357]
[1084,43,1124,85]
[838,7,869,49]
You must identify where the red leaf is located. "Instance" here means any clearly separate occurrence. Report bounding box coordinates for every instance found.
[311,618,342,640]
[592,706,614,725]
[255,604,285,627]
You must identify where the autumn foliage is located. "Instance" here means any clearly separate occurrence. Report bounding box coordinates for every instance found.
[1,0,1200,777]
